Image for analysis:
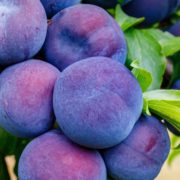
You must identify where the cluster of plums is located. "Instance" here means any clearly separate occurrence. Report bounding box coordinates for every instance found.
[0,0,178,179]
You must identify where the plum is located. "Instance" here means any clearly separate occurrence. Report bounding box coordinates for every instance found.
[123,0,179,26]
[168,21,180,36]
[83,0,117,8]
[40,0,80,18]
[102,115,170,180]
[172,79,180,89]
[0,60,60,138]
[18,130,107,180]
[0,0,47,66]
[82,0,132,8]
[53,57,143,149]
[167,0,180,16]
[121,0,133,5]
[44,4,127,71]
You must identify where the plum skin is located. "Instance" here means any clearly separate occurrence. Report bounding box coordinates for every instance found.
[53,57,143,149]
[44,4,127,71]
[40,0,80,18]
[0,60,60,138]
[172,79,180,90]
[102,115,170,180]
[167,0,180,16]
[18,130,107,180]
[168,21,180,37]
[123,0,179,26]
[82,0,132,8]
[0,0,47,66]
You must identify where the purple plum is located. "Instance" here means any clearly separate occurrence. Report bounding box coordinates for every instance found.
[102,115,170,180]
[172,79,180,89]
[168,21,180,36]
[40,0,80,18]
[18,130,107,180]
[167,0,180,16]
[53,57,143,149]
[123,0,179,26]
[44,4,127,71]
[0,60,60,138]
[82,0,132,8]
[0,0,47,66]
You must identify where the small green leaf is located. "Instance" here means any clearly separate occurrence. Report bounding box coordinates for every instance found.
[147,29,180,56]
[0,127,30,177]
[0,127,19,156]
[115,5,144,31]
[108,177,113,180]
[171,134,180,148]
[168,149,180,166]
[117,0,124,4]
[143,90,180,107]
[143,90,180,132]
[147,29,174,41]
[147,101,180,130]
[0,127,30,156]
[131,60,152,92]
[107,8,115,16]
[125,29,166,90]
[167,135,180,166]
[170,52,180,85]
[142,98,151,115]
[176,8,180,16]
[13,139,29,176]
[173,144,180,150]
[161,37,180,56]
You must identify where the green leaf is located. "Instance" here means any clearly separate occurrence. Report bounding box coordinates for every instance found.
[131,60,152,92]
[147,101,180,130]
[168,149,180,166]
[108,177,113,180]
[143,90,180,131]
[117,0,124,4]
[171,134,180,148]
[0,127,30,156]
[125,29,166,90]
[173,144,180,150]
[115,5,144,31]
[107,8,115,16]
[14,139,29,176]
[142,98,151,115]
[143,90,180,107]
[170,52,180,85]
[147,29,180,56]
[147,29,174,41]
[167,135,180,166]
[0,127,30,177]
[176,8,180,17]
[161,38,180,56]
[0,127,19,156]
